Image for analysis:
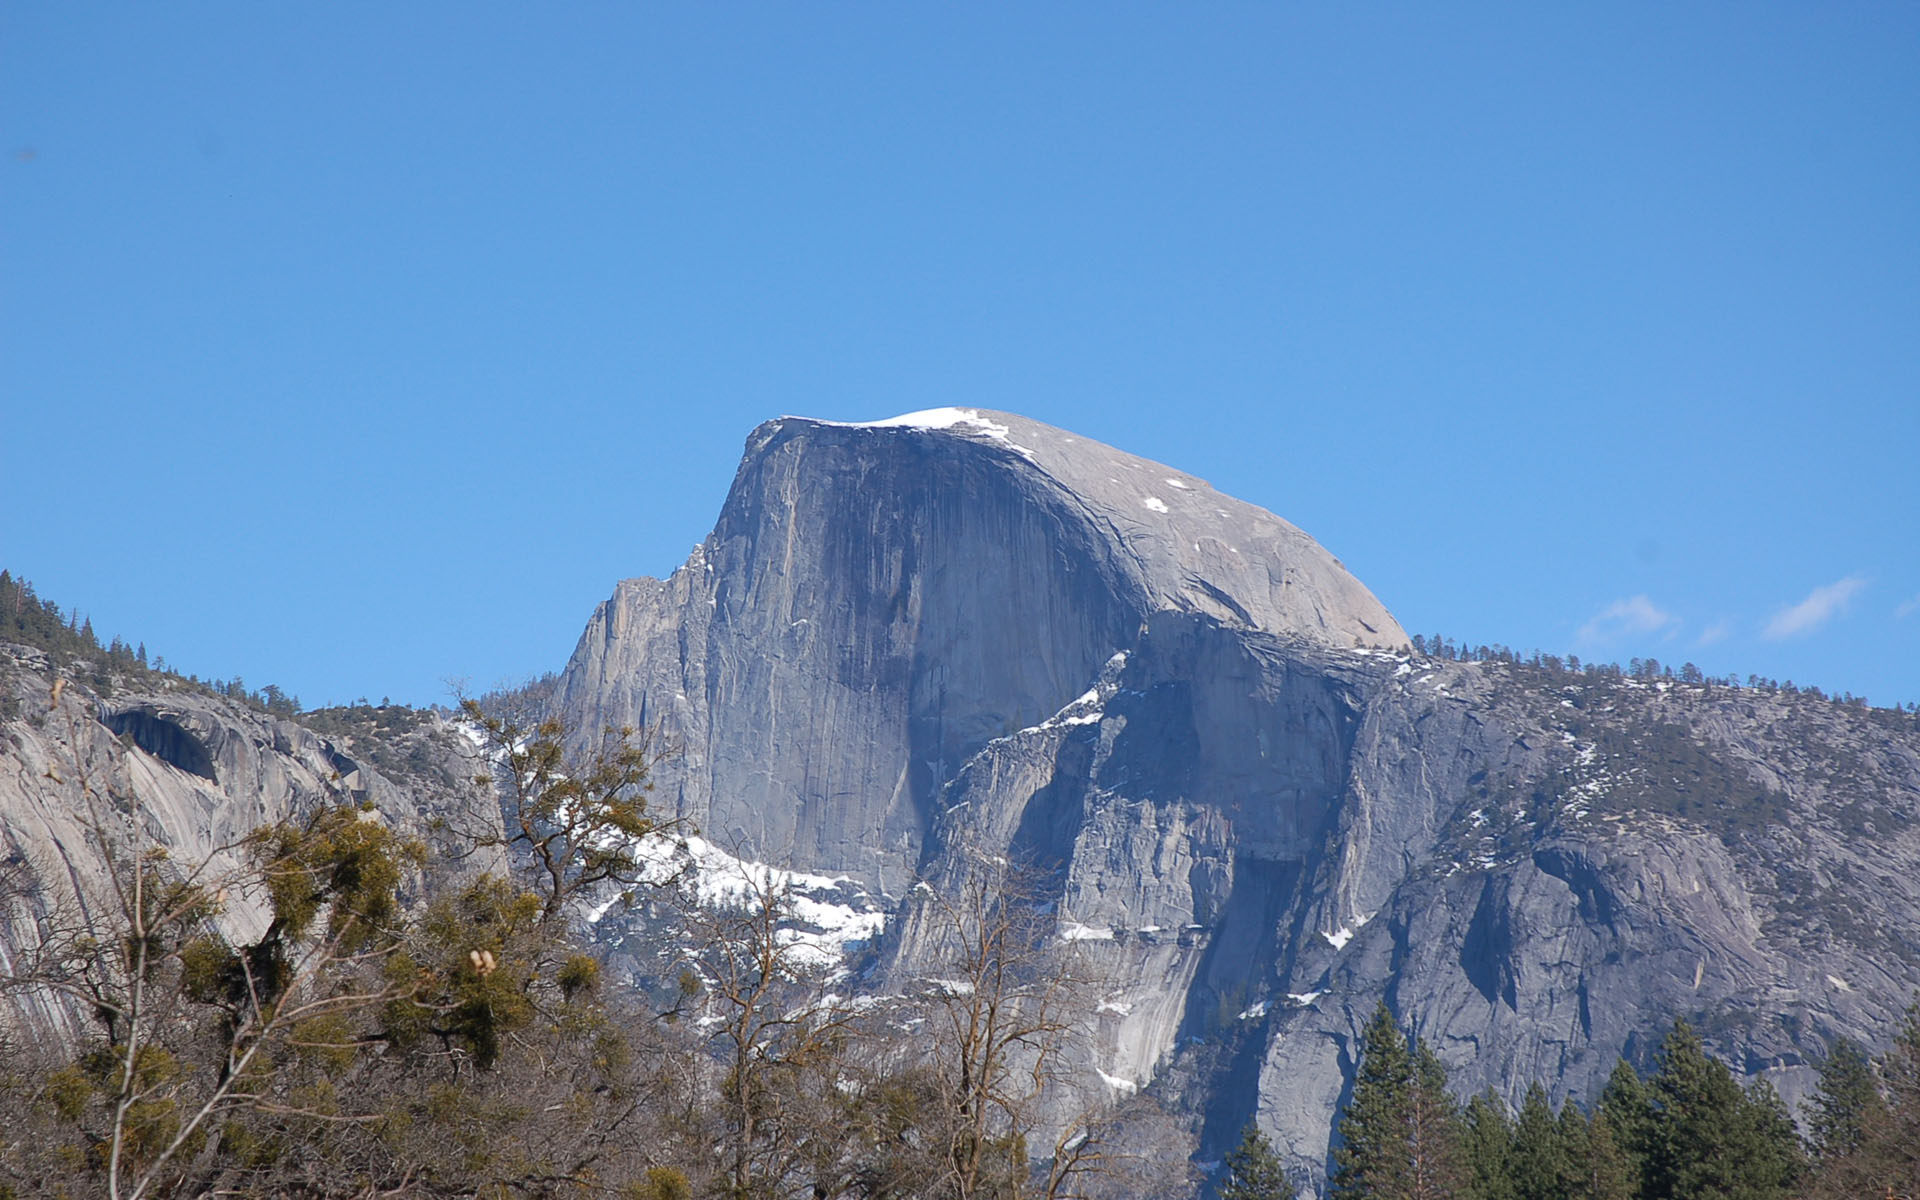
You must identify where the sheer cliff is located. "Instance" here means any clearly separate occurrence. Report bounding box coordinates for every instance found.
[555,409,1920,1189]
[557,409,1404,896]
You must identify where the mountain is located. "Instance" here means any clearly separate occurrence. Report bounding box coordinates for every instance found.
[557,409,1402,898]
[4,410,1916,1194]
[555,409,1920,1188]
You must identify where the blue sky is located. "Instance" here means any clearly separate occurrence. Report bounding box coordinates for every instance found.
[3,4,1916,709]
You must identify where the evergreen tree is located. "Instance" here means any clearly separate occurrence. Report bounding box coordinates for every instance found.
[1408,1039,1466,1199]
[1460,1089,1514,1200]
[1854,1004,1920,1196]
[1332,1003,1416,1200]
[1507,1083,1567,1200]
[1645,1019,1799,1200]
[1598,1058,1654,1198]
[1805,1006,1920,1198]
[1221,1125,1295,1200]
[1733,1078,1804,1198]
[1802,1037,1884,1162]
[1569,1109,1636,1200]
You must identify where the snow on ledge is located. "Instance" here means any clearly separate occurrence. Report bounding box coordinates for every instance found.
[1059,920,1115,941]
[794,409,1036,459]
[1323,909,1378,951]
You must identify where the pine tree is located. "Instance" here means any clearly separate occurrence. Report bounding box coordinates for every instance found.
[1733,1078,1804,1198]
[1878,1006,1920,1184]
[1645,1019,1799,1200]
[1332,1002,1416,1200]
[1569,1108,1635,1200]
[1597,1058,1653,1198]
[1508,1083,1566,1200]
[1460,1089,1514,1200]
[1408,1039,1465,1199]
[1803,1037,1883,1162]
[1805,1009,1920,1198]
[1221,1125,1295,1200]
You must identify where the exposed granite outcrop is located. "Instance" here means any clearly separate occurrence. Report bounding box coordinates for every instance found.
[557,410,1405,896]
[557,410,1920,1192]
[0,645,494,1043]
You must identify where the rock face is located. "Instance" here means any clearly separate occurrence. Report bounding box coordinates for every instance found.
[0,645,492,1043]
[558,408,1920,1191]
[558,409,1404,896]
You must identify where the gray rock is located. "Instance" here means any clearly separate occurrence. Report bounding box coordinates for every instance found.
[557,410,1920,1192]
[0,645,495,1043]
[557,410,1405,896]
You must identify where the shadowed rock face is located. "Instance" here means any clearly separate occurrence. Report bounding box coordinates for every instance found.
[104,708,219,781]
[556,410,1920,1192]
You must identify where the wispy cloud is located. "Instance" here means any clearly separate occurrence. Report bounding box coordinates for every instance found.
[1695,619,1733,648]
[1578,595,1679,644]
[1762,575,1867,640]
[1898,593,1920,620]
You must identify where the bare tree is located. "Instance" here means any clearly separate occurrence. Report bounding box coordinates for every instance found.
[895,845,1124,1200]
[679,844,870,1199]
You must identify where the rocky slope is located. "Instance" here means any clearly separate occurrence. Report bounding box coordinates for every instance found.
[0,643,493,1043]
[557,409,1920,1191]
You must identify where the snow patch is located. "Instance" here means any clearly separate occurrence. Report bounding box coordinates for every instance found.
[1096,1069,1137,1094]
[629,835,886,979]
[1059,920,1115,942]
[1006,684,1107,738]
[1324,927,1355,951]
[1237,1000,1269,1020]
[1164,478,1191,490]
[811,409,1036,460]
[1827,974,1853,992]
[1286,991,1324,1007]
[1142,497,1170,514]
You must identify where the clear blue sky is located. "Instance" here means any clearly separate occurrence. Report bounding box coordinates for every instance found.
[4,4,1916,709]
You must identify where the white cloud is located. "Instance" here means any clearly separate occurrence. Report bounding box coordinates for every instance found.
[1695,619,1732,648]
[1762,575,1867,640]
[1898,593,1920,620]
[1578,595,1679,644]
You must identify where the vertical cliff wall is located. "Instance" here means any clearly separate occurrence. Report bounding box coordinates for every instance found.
[557,409,1405,895]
